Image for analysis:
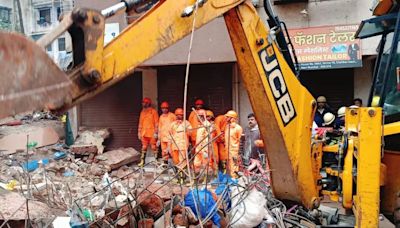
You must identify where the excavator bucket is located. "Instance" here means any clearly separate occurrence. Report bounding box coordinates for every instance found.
[0,32,72,119]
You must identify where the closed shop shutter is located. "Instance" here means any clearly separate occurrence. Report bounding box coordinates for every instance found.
[300,69,354,112]
[157,63,233,117]
[79,72,142,150]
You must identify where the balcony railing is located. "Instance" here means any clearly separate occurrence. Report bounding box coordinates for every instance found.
[33,20,57,32]
[32,0,53,6]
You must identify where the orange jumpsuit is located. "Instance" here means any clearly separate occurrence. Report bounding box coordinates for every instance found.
[194,120,218,173]
[158,112,176,159]
[225,121,243,178]
[169,120,192,166]
[209,121,219,170]
[138,107,159,152]
[188,110,200,146]
[214,115,228,163]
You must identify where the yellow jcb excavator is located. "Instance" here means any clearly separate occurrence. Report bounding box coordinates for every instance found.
[0,0,397,226]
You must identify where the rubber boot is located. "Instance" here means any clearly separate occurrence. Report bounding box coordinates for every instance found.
[138,150,147,167]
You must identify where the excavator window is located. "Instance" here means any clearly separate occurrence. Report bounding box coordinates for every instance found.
[357,12,400,123]
[376,33,400,116]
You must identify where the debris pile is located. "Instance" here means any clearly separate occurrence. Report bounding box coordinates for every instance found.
[0,113,325,227]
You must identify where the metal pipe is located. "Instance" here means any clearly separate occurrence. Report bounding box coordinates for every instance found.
[101,2,127,18]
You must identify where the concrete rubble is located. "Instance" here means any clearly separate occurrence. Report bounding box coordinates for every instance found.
[70,128,110,155]
[0,121,63,155]
[0,112,290,228]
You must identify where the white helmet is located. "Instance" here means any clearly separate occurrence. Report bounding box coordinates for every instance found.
[323,112,335,126]
[337,106,346,118]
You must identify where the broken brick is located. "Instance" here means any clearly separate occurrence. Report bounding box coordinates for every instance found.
[146,183,172,200]
[173,213,188,227]
[70,145,98,155]
[137,191,163,217]
[137,218,154,228]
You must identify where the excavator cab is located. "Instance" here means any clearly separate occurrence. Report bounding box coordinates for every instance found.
[356,12,400,121]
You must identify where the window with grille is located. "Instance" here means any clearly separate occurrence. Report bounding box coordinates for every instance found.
[37,8,51,26]
[58,37,66,51]
[0,7,11,23]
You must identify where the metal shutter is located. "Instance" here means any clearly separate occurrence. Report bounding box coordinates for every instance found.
[79,72,142,151]
[157,63,233,117]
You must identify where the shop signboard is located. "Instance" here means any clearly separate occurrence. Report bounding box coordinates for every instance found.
[288,25,362,70]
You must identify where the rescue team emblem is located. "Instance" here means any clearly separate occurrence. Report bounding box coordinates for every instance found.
[258,44,296,126]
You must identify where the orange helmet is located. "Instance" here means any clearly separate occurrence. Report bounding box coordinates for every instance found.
[142,97,152,104]
[160,101,169,108]
[195,99,204,105]
[225,110,238,119]
[206,110,214,118]
[175,108,184,116]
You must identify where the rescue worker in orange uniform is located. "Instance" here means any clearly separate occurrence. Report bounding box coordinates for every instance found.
[206,110,219,171]
[224,110,243,178]
[168,108,192,167]
[193,109,209,174]
[214,114,228,172]
[138,97,159,167]
[158,101,176,163]
[193,109,218,177]
[188,99,204,146]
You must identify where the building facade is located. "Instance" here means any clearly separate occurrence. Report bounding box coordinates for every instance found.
[0,0,25,32]
[73,0,379,150]
[28,0,74,68]
[0,0,74,68]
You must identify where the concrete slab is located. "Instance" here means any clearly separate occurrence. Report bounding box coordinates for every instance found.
[0,121,62,154]
[99,147,140,170]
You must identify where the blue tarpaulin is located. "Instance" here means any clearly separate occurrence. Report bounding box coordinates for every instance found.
[184,188,220,227]
[213,171,237,209]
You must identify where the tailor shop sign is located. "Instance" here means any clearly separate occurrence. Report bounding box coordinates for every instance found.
[288,25,362,70]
